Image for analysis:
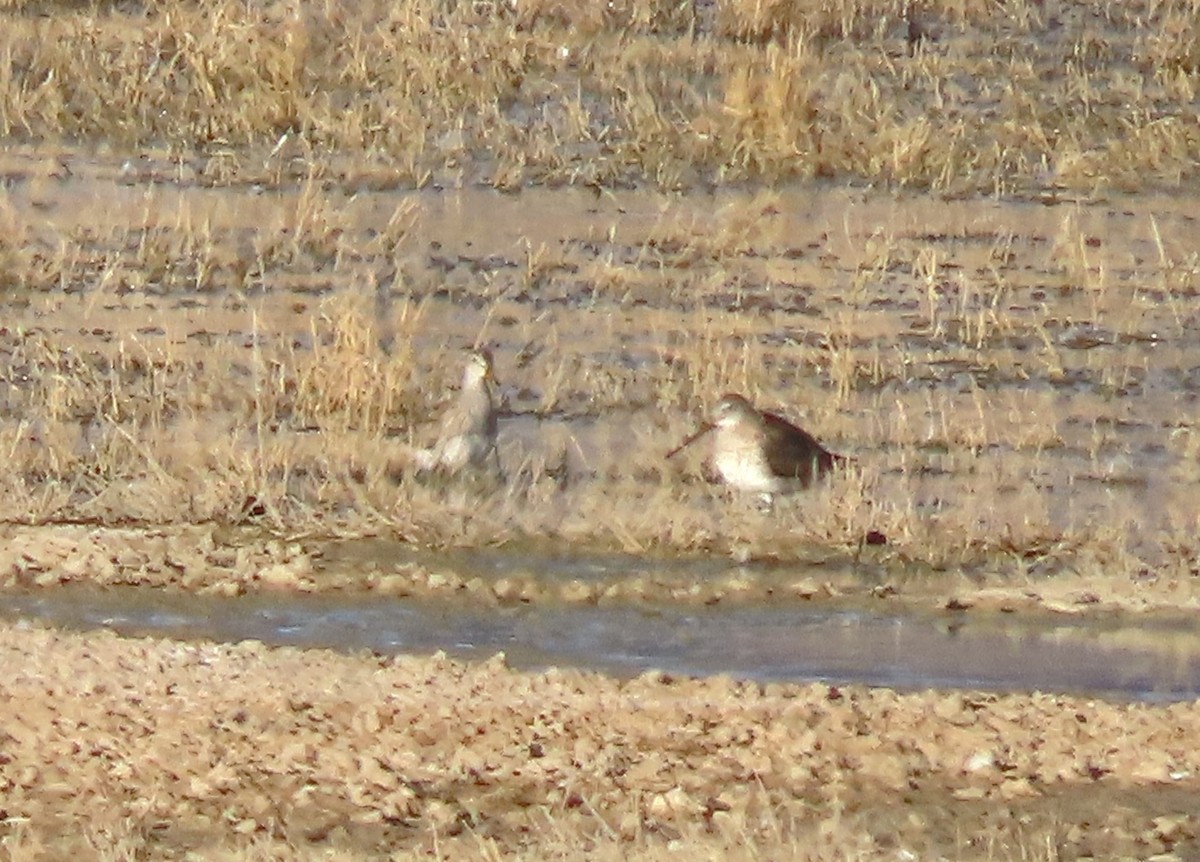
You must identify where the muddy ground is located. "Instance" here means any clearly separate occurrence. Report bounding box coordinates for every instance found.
[3,621,1200,861]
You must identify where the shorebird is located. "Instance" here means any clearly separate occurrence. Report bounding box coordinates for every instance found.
[666,393,845,498]
[412,348,500,476]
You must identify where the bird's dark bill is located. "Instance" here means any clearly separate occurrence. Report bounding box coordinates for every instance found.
[666,423,713,459]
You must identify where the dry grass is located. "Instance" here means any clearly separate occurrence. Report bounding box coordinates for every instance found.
[0,0,1197,193]
[2,7,1199,860]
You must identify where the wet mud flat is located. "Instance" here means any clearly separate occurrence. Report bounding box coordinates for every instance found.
[3,524,1200,858]
[5,520,1200,702]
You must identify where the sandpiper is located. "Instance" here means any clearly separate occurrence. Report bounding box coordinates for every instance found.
[412,348,500,476]
[667,393,845,497]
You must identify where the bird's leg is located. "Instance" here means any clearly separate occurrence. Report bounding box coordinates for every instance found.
[753,492,775,514]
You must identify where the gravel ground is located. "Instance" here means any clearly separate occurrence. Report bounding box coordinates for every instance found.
[2,621,1199,860]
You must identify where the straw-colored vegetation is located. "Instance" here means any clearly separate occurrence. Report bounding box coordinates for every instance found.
[0,0,1196,600]
[2,0,1200,859]
[1,0,1198,193]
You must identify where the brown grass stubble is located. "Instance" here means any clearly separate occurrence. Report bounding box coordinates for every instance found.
[0,0,1197,192]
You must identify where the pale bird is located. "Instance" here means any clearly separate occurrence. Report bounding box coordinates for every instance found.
[412,349,500,476]
[667,393,845,497]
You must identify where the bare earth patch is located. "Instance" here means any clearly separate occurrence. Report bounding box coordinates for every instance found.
[3,622,1200,861]
[3,522,1200,619]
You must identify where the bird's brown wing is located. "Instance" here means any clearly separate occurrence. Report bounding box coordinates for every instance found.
[760,411,838,486]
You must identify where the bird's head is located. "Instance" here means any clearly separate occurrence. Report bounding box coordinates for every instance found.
[463,348,496,386]
[710,393,754,428]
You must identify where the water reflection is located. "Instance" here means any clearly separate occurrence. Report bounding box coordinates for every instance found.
[2,586,1199,703]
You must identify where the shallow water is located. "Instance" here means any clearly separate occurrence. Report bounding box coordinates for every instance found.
[4,584,1200,703]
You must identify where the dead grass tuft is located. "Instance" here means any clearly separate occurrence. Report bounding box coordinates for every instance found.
[1,0,1198,192]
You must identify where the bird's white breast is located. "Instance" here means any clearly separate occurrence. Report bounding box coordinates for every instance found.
[712,429,783,493]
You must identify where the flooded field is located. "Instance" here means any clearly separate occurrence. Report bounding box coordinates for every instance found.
[0,148,1198,601]
[2,151,1199,571]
